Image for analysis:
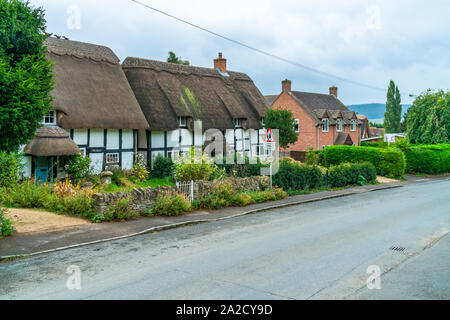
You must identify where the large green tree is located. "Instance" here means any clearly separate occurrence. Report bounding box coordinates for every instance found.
[406,89,449,144]
[0,0,53,153]
[384,80,402,133]
[263,108,298,149]
[167,51,190,65]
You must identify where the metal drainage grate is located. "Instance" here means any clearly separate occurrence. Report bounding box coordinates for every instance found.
[390,246,407,252]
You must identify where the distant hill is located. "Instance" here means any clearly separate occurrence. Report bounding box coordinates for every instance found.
[347,103,412,121]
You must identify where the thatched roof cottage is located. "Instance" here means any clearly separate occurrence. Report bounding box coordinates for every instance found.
[122,53,269,165]
[22,38,149,182]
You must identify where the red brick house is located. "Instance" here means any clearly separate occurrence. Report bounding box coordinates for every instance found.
[265,80,362,155]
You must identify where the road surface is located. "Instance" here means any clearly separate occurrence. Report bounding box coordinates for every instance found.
[1,179,449,299]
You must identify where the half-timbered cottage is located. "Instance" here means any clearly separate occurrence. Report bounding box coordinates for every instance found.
[121,53,269,165]
[22,38,149,181]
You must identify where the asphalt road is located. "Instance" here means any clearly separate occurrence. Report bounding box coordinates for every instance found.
[1,179,449,300]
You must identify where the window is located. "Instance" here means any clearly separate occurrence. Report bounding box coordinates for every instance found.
[337,119,343,132]
[294,119,299,133]
[322,145,328,150]
[43,110,56,125]
[234,118,242,128]
[322,119,329,132]
[351,119,356,131]
[178,117,187,127]
[105,153,119,164]
[260,117,264,127]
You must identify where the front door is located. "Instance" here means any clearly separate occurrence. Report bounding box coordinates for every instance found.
[35,157,50,184]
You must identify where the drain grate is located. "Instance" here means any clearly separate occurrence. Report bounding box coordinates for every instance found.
[390,246,407,252]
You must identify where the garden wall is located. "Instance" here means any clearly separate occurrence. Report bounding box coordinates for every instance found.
[92,176,269,214]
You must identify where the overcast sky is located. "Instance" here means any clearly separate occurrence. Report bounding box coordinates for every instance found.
[29,0,450,105]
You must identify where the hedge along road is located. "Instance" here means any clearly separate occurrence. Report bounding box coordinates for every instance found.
[0,179,449,299]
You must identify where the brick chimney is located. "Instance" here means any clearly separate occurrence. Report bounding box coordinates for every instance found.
[214,52,227,72]
[282,79,291,92]
[329,85,338,97]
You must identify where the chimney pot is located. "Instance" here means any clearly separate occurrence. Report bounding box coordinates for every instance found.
[214,52,227,72]
[329,86,338,97]
[282,79,291,92]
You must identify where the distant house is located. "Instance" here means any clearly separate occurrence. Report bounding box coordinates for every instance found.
[265,80,362,156]
[22,38,149,182]
[122,53,268,165]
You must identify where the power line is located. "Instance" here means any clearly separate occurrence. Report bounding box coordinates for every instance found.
[129,0,386,91]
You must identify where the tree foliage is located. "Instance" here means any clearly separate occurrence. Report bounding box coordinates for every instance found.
[384,80,402,133]
[405,89,450,144]
[263,108,298,149]
[0,0,53,152]
[167,51,190,65]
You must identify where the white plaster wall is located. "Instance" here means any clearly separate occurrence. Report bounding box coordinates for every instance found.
[107,129,119,150]
[167,130,179,148]
[122,129,134,149]
[73,129,88,145]
[180,129,193,147]
[90,129,104,148]
[225,130,234,148]
[151,131,164,148]
[122,152,134,170]
[89,153,103,174]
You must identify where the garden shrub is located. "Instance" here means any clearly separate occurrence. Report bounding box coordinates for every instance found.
[231,193,254,207]
[404,144,450,174]
[172,148,215,182]
[193,181,234,209]
[217,154,269,178]
[0,152,21,188]
[324,145,405,177]
[151,191,191,216]
[0,180,96,220]
[152,154,173,178]
[305,148,318,165]
[273,158,323,191]
[129,153,149,182]
[0,207,14,237]
[104,197,139,221]
[327,162,377,187]
[63,155,92,184]
[111,168,127,186]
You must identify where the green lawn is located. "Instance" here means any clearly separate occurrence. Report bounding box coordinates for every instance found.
[102,177,175,193]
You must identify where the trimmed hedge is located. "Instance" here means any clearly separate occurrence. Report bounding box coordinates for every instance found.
[328,162,377,187]
[273,158,323,191]
[324,145,406,177]
[404,144,450,174]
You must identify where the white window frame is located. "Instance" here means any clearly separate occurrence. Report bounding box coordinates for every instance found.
[105,153,119,164]
[337,119,343,132]
[178,117,187,128]
[351,119,356,131]
[294,119,299,133]
[43,110,56,125]
[322,145,327,150]
[322,119,329,132]
[234,118,242,128]
[260,118,264,127]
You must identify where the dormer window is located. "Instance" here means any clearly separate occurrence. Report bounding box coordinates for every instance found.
[43,110,56,125]
[322,119,329,132]
[178,117,187,128]
[351,119,356,131]
[337,119,343,132]
[234,118,242,128]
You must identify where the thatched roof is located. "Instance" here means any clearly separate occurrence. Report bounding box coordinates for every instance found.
[122,57,268,131]
[45,38,149,129]
[24,126,81,156]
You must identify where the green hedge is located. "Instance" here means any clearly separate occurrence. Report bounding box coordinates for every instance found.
[324,145,405,177]
[273,158,323,191]
[404,144,450,174]
[0,152,21,188]
[328,162,377,187]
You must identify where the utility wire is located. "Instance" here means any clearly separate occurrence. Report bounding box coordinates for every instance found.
[129,0,386,91]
